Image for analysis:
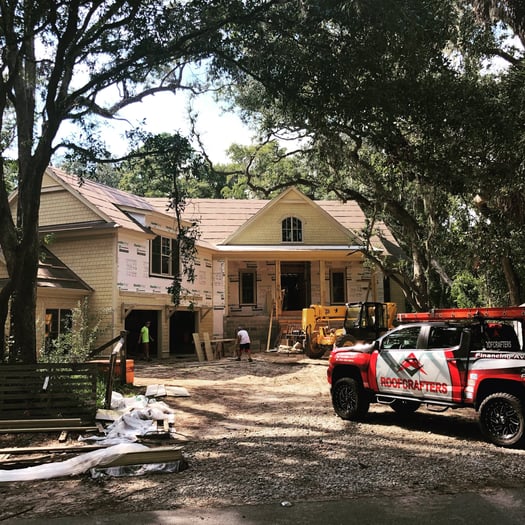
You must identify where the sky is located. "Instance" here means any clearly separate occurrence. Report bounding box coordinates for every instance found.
[110,89,254,164]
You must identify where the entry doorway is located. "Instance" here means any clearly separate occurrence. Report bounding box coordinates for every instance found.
[280,262,311,311]
[125,310,159,358]
[170,310,196,356]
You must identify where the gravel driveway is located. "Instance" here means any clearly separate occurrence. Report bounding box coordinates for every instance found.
[2,352,525,521]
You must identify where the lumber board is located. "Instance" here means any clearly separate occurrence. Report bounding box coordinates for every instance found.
[0,418,82,429]
[202,332,215,361]
[192,333,206,362]
[0,455,54,467]
[101,446,184,467]
[0,444,109,455]
[0,426,98,434]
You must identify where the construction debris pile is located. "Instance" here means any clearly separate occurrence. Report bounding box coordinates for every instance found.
[0,383,189,482]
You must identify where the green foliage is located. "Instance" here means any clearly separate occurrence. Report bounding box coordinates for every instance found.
[2,160,18,193]
[208,0,525,309]
[450,271,486,308]
[119,132,204,306]
[118,132,215,197]
[39,298,111,364]
[0,0,278,362]
[217,141,332,199]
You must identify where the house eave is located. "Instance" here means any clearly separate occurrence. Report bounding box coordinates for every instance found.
[211,245,381,260]
[39,221,118,234]
[216,244,367,252]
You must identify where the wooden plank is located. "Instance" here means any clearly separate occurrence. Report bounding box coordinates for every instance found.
[95,409,122,421]
[101,446,184,467]
[0,426,98,433]
[192,333,205,362]
[0,444,109,455]
[202,332,215,361]
[0,418,82,429]
[0,455,54,468]
[104,352,118,409]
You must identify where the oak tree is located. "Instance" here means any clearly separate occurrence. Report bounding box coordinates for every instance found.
[0,0,275,362]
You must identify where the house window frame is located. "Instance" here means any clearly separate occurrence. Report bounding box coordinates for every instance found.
[240,270,257,305]
[44,308,73,352]
[282,216,303,243]
[150,235,179,278]
[330,269,347,304]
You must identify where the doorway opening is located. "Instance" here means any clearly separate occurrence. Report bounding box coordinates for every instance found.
[170,310,196,357]
[125,310,159,358]
[280,261,311,312]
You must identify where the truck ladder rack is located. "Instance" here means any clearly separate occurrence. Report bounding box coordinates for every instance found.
[398,306,525,323]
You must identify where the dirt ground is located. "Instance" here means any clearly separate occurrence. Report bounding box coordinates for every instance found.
[2,351,525,522]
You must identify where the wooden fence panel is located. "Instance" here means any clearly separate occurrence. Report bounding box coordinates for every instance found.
[0,363,98,423]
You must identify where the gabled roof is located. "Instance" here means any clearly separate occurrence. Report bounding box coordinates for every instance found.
[177,187,399,255]
[45,167,155,234]
[37,245,93,291]
[174,198,268,245]
[37,170,398,255]
[223,186,357,245]
[0,245,93,292]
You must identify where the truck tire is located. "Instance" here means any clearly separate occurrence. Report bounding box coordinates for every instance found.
[335,334,357,348]
[390,399,421,416]
[332,377,369,421]
[479,392,525,447]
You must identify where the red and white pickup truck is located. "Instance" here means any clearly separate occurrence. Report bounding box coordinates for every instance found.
[327,307,525,447]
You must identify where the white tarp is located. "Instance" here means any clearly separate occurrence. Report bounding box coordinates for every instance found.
[0,443,148,482]
[0,392,178,482]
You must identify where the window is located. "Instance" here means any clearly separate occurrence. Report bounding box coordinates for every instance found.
[483,322,521,351]
[44,308,72,352]
[381,326,421,350]
[282,217,302,242]
[428,327,461,349]
[240,270,256,305]
[330,270,346,304]
[151,236,179,277]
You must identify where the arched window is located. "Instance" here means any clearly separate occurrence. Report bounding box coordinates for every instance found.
[282,217,302,242]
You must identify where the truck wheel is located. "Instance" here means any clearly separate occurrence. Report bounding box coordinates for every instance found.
[335,334,357,348]
[390,399,420,416]
[332,377,369,421]
[479,393,525,447]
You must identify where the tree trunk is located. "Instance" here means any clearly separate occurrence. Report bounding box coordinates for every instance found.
[8,240,39,363]
[501,255,523,305]
[1,158,49,362]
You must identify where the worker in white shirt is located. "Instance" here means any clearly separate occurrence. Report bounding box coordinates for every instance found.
[236,326,253,362]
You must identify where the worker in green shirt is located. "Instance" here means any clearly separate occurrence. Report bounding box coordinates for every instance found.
[138,320,153,361]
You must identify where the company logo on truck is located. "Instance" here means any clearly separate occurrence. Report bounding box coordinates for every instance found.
[398,353,427,376]
[379,376,448,394]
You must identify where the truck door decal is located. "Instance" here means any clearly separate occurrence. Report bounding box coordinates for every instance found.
[376,349,453,401]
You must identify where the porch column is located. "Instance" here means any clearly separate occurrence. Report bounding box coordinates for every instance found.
[319,260,326,305]
[224,259,229,316]
[275,259,281,319]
